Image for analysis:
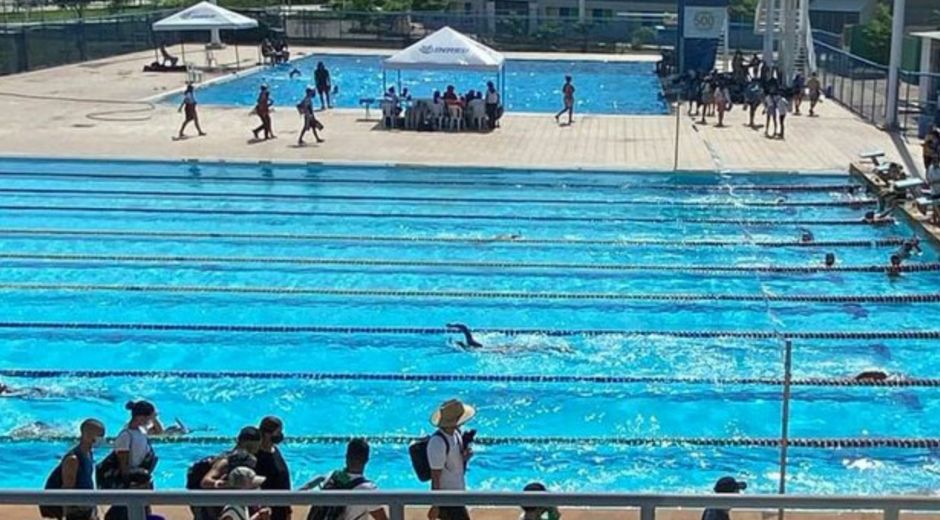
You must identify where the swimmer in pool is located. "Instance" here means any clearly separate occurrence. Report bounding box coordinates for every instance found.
[0,382,113,401]
[862,210,894,225]
[447,323,484,349]
[479,233,522,243]
[824,252,836,267]
[887,254,903,277]
[445,323,575,354]
[800,228,814,243]
[855,370,889,382]
[9,421,68,439]
[162,418,190,436]
[895,237,922,260]
[0,382,48,399]
[289,68,302,79]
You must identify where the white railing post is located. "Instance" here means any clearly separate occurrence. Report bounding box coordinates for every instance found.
[640,504,656,520]
[389,500,406,520]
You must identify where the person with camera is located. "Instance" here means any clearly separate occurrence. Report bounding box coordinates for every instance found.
[427,399,476,520]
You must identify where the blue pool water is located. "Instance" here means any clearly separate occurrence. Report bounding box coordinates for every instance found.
[174,54,669,114]
[0,157,939,494]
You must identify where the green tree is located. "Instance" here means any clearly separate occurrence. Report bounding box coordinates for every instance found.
[57,0,92,18]
[858,0,892,64]
[728,0,759,22]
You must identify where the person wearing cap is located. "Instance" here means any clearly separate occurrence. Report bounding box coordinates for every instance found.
[220,467,271,520]
[701,476,746,520]
[113,400,162,479]
[201,426,262,489]
[427,399,476,520]
[252,84,275,141]
[256,417,291,520]
[296,87,324,146]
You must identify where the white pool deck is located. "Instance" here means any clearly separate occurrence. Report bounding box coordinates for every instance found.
[0,45,926,175]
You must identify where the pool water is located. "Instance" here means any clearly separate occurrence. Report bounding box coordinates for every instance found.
[174,54,669,115]
[0,157,938,494]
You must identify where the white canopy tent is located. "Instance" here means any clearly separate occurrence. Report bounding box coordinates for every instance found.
[152,2,259,70]
[382,26,506,98]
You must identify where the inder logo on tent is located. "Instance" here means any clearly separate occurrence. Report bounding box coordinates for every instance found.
[181,8,216,19]
[419,45,469,55]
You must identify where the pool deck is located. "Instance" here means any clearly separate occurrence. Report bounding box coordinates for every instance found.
[0,46,925,174]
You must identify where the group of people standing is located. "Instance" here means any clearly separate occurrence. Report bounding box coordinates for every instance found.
[176,62,334,146]
[39,398,751,520]
[683,51,822,139]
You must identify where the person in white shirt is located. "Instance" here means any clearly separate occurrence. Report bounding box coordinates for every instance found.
[776,91,792,139]
[427,399,476,520]
[763,92,778,138]
[340,438,387,520]
[484,82,500,130]
[113,400,163,480]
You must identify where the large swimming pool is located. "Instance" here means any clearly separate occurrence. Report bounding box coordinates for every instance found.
[175,54,669,115]
[0,157,938,494]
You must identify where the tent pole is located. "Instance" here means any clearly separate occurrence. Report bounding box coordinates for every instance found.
[383,70,387,92]
[235,43,240,71]
[397,69,402,93]
[180,41,186,65]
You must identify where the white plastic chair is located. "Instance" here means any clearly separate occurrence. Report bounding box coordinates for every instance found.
[467,99,486,130]
[185,63,204,84]
[446,104,463,131]
[428,102,445,130]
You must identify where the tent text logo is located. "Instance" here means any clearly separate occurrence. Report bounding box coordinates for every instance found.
[418,45,469,55]
[181,8,216,19]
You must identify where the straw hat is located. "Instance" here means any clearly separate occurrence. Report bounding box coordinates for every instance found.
[430,399,476,428]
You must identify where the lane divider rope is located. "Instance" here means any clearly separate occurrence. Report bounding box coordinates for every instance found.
[0,170,861,193]
[1,368,937,387]
[2,282,939,304]
[0,321,937,340]
[0,205,877,225]
[0,187,876,208]
[0,228,899,245]
[1,252,932,273]
[2,434,938,448]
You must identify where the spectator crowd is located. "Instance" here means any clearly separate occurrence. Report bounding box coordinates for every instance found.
[40,398,745,520]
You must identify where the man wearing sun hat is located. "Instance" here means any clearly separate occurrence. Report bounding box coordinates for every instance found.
[427,399,476,520]
[701,476,747,520]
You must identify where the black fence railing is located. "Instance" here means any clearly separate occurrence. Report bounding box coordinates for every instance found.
[814,38,940,136]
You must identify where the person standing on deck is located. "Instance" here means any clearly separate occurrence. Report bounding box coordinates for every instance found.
[554,76,575,125]
[177,84,206,139]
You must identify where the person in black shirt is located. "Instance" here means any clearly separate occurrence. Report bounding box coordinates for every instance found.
[256,416,291,520]
[701,476,746,520]
[315,62,332,110]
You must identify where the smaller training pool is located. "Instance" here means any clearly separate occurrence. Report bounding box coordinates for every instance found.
[175,54,669,115]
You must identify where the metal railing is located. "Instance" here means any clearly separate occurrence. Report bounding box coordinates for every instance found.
[813,39,889,127]
[5,490,940,520]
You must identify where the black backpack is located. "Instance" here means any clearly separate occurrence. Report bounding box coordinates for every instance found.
[38,456,65,519]
[185,454,218,490]
[408,431,450,482]
[186,452,228,520]
[305,471,369,520]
